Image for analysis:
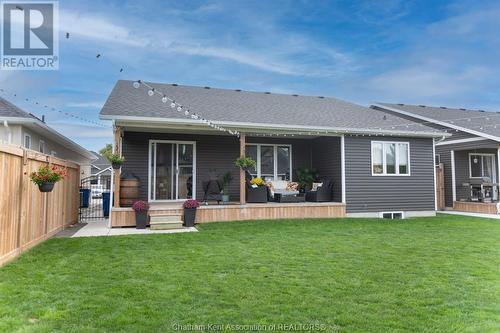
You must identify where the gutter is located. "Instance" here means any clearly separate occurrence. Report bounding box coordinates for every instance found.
[100,114,451,139]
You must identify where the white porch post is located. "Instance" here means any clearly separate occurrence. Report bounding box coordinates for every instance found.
[496,148,500,203]
[341,135,346,204]
[433,138,437,211]
[451,150,456,203]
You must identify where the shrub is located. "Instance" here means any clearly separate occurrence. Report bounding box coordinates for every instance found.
[183,199,200,209]
[132,200,149,212]
[234,156,256,170]
[30,165,67,185]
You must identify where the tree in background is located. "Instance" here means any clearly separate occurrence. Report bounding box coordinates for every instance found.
[99,144,113,159]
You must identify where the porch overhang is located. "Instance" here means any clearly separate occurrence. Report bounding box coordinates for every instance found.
[100,115,450,139]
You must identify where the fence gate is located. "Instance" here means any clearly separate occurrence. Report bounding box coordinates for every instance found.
[435,163,445,210]
[79,175,111,221]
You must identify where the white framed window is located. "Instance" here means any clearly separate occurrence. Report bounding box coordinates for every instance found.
[469,153,496,180]
[39,140,45,153]
[23,134,31,149]
[379,211,404,219]
[245,143,292,181]
[371,141,410,176]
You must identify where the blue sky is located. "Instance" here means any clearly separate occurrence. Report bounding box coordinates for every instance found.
[1,0,499,152]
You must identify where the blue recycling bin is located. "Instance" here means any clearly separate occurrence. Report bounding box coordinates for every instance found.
[80,188,91,208]
[102,192,110,217]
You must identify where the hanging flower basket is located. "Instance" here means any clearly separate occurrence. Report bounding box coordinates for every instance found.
[30,165,67,193]
[107,153,125,170]
[38,182,55,192]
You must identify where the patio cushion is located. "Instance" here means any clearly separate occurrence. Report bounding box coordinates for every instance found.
[267,180,299,197]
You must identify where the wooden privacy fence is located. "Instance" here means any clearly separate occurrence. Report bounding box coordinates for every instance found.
[0,144,80,266]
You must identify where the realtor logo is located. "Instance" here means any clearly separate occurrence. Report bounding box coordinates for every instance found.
[1,1,59,70]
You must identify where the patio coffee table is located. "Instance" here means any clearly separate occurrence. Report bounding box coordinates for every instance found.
[274,193,305,203]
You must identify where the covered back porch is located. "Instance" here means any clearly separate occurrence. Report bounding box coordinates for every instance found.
[110,126,346,227]
[441,142,500,215]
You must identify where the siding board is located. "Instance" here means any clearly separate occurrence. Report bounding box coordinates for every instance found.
[344,136,435,213]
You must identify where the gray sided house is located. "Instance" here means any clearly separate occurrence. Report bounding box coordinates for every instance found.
[0,97,96,178]
[100,80,446,223]
[373,103,500,213]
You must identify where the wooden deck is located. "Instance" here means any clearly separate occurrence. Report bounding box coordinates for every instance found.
[453,201,499,215]
[110,202,346,227]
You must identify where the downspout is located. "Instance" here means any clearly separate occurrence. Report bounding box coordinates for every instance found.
[3,120,12,144]
[108,120,115,229]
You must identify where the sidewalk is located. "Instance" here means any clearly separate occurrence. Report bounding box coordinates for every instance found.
[56,219,197,238]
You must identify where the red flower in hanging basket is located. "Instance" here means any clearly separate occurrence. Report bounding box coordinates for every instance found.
[29,165,67,186]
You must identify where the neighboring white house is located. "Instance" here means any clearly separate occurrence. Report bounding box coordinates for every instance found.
[0,97,96,178]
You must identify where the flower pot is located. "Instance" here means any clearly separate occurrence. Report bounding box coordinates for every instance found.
[135,211,148,229]
[38,182,55,192]
[184,208,197,227]
[111,162,122,170]
[222,194,230,202]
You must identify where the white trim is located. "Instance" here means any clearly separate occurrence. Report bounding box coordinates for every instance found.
[497,149,500,201]
[371,141,411,176]
[433,138,437,211]
[245,143,293,181]
[451,150,456,202]
[468,153,496,180]
[148,139,197,202]
[378,211,405,219]
[102,114,448,138]
[436,137,489,146]
[23,133,31,149]
[341,135,346,203]
[94,166,112,176]
[372,103,500,143]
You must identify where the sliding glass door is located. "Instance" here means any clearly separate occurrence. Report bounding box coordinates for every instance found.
[149,141,196,201]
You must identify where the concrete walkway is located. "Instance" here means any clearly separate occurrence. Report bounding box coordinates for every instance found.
[439,211,500,219]
[56,219,197,238]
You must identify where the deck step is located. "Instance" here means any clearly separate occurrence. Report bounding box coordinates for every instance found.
[150,214,183,223]
[150,220,184,230]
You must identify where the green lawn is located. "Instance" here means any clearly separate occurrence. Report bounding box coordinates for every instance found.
[0,215,499,333]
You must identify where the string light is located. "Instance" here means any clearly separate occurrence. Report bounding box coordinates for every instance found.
[133,80,240,137]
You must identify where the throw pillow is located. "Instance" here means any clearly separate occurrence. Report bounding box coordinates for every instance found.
[312,182,323,191]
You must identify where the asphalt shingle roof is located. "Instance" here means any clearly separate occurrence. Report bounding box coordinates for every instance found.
[0,97,37,119]
[100,80,440,134]
[378,103,500,140]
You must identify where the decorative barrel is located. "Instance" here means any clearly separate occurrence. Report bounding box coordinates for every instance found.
[120,174,140,207]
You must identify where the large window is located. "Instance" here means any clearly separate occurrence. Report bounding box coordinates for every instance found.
[372,141,410,176]
[469,154,495,179]
[245,144,292,181]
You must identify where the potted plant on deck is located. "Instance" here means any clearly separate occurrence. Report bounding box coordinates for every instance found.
[221,171,233,203]
[234,156,256,171]
[30,165,67,192]
[296,168,318,193]
[108,153,125,170]
[132,200,149,229]
[183,199,200,227]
